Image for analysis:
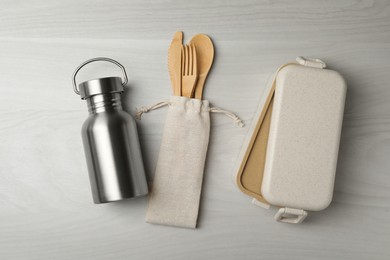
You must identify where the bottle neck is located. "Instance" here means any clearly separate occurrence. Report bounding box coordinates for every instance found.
[86,93,123,114]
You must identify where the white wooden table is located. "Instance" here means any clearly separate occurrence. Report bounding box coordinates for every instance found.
[0,1,389,259]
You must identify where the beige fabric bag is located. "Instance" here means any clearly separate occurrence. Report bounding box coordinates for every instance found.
[136,96,243,229]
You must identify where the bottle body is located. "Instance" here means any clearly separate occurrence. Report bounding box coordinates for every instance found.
[81,93,148,203]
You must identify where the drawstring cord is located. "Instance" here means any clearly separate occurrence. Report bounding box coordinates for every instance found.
[209,107,244,127]
[135,101,170,120]
[135,100,244,127]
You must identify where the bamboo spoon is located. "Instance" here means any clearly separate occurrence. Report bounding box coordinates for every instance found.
[181,44,198,98]
[189,34,214,99]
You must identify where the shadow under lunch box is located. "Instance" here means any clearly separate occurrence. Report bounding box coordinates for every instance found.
[235,57,347,224]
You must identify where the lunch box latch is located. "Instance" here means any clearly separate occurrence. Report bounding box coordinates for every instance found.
[274,207,308,224]
[296,56,326,69]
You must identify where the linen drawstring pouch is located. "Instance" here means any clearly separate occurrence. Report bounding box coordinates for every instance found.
[136,96,243,229]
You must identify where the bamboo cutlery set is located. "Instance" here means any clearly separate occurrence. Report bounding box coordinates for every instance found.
[168,31,214,99]
[140,31,242,229]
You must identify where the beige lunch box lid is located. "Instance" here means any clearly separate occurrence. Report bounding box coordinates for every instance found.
[235,57,346,224]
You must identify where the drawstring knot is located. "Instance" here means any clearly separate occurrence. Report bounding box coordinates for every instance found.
[135,101,170,120]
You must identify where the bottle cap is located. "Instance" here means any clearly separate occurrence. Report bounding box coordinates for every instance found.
[78,77,123,99]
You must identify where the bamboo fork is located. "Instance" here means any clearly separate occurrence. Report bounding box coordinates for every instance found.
[181,44,198,98]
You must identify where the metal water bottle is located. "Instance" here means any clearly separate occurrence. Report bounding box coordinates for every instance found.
[72,57,148,203]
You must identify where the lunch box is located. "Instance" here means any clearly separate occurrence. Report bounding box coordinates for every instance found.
[235,57,347,224]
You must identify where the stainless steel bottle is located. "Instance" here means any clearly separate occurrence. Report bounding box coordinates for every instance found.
[72,57,148,203]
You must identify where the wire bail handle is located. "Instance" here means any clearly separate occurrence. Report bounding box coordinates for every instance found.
[72,57,129,95]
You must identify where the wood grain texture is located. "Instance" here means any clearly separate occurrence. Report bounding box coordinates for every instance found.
[0,0,389,259]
